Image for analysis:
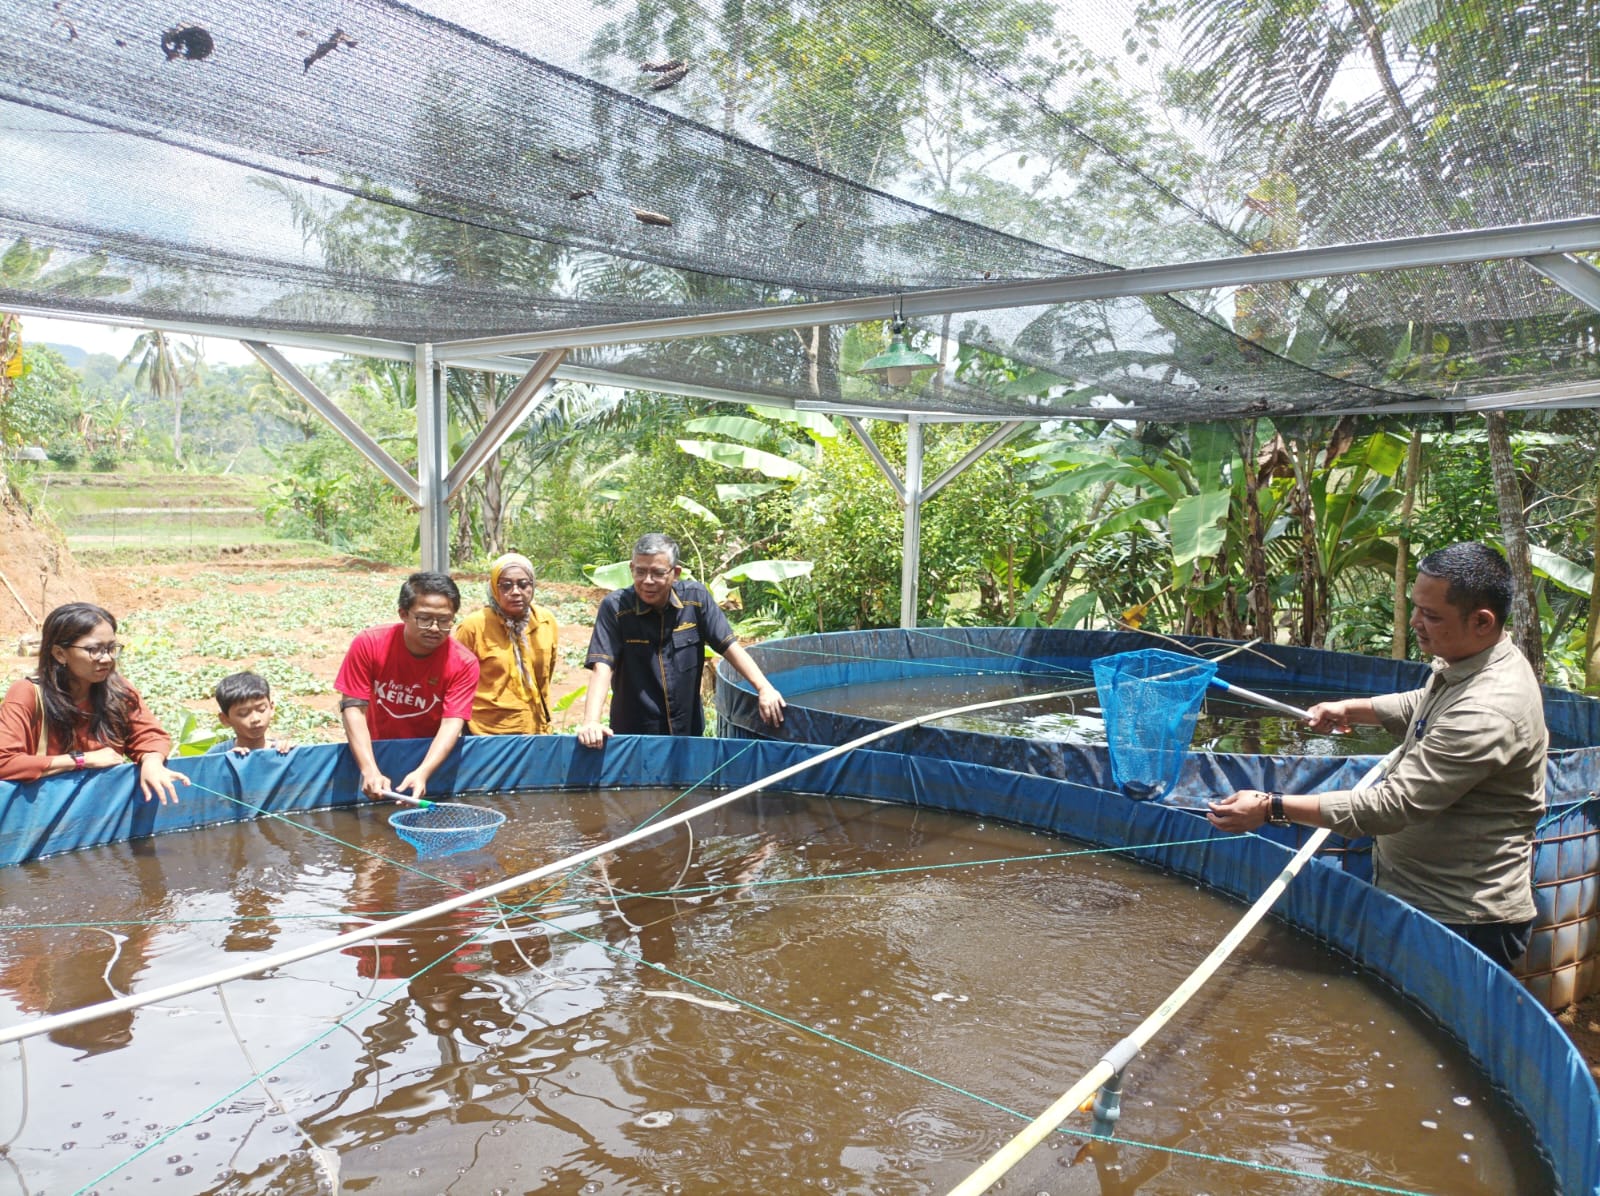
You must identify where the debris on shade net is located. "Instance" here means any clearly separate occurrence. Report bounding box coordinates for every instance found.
[650,64,690,91]
[303,29,356,73]
[639,58,686,73]
[632,208,674,228]
[161,25,214,61]
[568,189,597,201]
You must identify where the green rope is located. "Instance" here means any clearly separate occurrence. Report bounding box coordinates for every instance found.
[70,754,783,1195]
[76,835,1421,1196]
[67,821,1425,1196]
[748,641,1055,676]
[590,837,1221,902]
[187,781,467,885]
[1538,793,1596,831]
[70,899,520,1196]
[53,752,1418,1195]
[527,922,1437,1196]
[0,836,1228,934]
[906,626,1086,676]
[67,747,764,1190]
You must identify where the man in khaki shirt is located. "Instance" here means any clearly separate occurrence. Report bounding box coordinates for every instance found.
[1208,542,1546,970]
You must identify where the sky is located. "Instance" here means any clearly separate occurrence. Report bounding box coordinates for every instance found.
[19,315,316,368]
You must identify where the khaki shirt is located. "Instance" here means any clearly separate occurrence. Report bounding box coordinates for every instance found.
[453,604,560,735]
[1321,635,1546,925]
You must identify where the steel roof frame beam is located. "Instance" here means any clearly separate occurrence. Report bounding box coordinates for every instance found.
[1525,253,1600,313]
[444,350,566,502]
[434,217,1600,358]
[13,300,1057,421]
[244,341,420,504]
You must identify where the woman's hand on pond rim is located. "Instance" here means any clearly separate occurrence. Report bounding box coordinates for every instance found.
[138,755,190,805]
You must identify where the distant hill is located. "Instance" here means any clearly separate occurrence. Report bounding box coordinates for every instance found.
[38,341,88,368]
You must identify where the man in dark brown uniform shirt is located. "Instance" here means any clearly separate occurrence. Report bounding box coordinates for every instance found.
[1208,542,1546,970]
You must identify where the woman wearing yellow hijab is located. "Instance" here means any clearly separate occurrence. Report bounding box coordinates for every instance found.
[453,553,561,734]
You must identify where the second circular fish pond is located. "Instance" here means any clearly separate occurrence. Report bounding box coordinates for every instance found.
[715,627,1600,1013]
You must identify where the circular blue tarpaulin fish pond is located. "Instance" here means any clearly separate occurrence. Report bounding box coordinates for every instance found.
[716,627,1600,1013]
[0,733,1597,1193]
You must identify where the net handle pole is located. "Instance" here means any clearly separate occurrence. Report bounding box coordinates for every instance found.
[946,751,1395,1196]
[1208,677,1312,721]
[0,684,1096,1048]
[382,789,431,808]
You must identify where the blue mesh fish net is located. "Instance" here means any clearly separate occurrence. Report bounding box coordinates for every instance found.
[1092,649,1219,800]
[388,803,506,859]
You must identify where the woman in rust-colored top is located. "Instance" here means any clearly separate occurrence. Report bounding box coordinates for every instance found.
[0,602,188,802]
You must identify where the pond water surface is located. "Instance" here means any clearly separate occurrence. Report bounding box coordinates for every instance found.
[0,787,1550,1194]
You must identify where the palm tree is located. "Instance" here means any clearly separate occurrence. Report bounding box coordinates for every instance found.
[120,332,202,465]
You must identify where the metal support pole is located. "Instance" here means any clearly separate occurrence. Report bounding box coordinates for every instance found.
[415,343,449,572]
[922,421,1024,502]
[1089,1068,1125,1139]
[900,417,924,629]
[437,217,1600,359]
[1525,253,1600,312]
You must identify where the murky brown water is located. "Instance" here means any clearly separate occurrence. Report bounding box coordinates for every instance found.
[795,673,1398,757]
[0,788,1551,1194]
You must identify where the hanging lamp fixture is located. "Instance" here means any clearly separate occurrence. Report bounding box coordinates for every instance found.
[858,301,940,387]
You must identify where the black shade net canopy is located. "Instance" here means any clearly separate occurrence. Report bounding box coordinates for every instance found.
[2,0,1597,421]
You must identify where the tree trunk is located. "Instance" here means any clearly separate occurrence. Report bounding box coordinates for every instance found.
[1585,463,1600,691]
[1289,438,1326,646]
[172,387,184,465]
[479,373,506,556]
[1237,420,1273,642]
[452,498,474,562]
[1392,427,1422,658]
[1485,411,1544,676]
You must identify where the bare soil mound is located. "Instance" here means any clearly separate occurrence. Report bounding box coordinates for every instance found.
[0,496,98,647]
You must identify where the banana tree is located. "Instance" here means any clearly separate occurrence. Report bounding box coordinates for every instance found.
[1024,430,1223,632]
[1273,428,1407,649]
[584,404,823,621]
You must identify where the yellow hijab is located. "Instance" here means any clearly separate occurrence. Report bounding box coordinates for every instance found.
[488,553,537,689]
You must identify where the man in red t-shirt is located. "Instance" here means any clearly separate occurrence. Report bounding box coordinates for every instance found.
[335,571,480,800]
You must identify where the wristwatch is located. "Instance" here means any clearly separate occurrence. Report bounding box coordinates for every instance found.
[71,751,86,771]
[1265,791,1290,827]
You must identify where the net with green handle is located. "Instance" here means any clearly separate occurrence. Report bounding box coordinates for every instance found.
[1092,648,1219,800]
[388,802,507,859]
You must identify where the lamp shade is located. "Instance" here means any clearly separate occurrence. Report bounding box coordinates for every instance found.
[858,321,939,387]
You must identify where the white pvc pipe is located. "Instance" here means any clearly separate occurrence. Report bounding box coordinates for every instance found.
[1209,677,1314,721]
[947,751,1395,1196]
[0,684,1096,1047]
